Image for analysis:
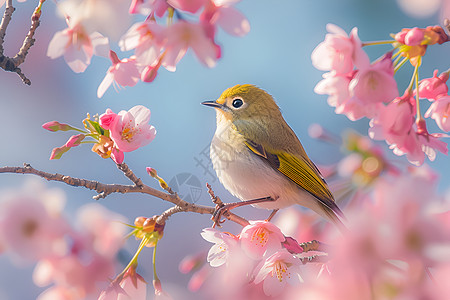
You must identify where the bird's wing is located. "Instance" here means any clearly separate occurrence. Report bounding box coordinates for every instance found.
[244,140,344,219]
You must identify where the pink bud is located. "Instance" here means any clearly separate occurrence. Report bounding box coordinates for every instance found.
[65,134,85,148]
[146,167,158,177]
[141,65,158,83]
[282,236,304,254]
[404,27,424,46]
[109,50,121,65]
[42,121,71,132]
[99,109,118,130]
[50,146,70,160]
[394,30,407,44]
[418,70,449,101]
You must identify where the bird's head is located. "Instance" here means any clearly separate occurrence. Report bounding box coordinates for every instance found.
[202,84,282,129]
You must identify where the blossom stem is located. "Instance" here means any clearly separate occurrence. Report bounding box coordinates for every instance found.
[361,40,395,47]
[392,53,402,67]
[394,56,408,74]
[152,242,159,281]
[414,57,423,121]
[117,235,150,279]
[167,7,174,26]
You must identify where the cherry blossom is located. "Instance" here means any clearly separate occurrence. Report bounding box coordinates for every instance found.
[104,105,156,153]
[119,20,164,66]
[253,249,302,297]
[425,95,450,132]
[97,51,141,98]
[162,21,219,71]
[419,70,449,101]
[58,0,131,41]
[201,228,239,267]
[240,221,285,260]
[47,20,109,73]
[0,181,68,262]
[311,24,368,75]
[98,267,147,300]
[201,0,250,37]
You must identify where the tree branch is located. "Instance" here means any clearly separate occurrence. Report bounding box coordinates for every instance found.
[0,0,14,54]
[0,0,46,85]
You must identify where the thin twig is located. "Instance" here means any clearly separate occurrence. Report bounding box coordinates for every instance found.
[299,254,329,264]
[156,205,184,225]
[0,0,14,53]
[299,240,330,253]
[0,0,46,85]
[445,19,450,36]
[117,163,144,188]
[13,0,46,66]
[206,183,250,227]
[0,164,215,215]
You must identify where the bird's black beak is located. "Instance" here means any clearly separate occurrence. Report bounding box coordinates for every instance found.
[201,100,223,109]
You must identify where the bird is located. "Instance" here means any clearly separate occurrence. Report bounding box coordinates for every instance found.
[201,84,345,230]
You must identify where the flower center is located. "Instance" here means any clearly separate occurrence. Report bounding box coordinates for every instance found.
[273,261,290,282]
[251,227,269,248]
[22,219,38,238]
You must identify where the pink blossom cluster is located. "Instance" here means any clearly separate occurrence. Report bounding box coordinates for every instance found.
[43,105,156,164]
[0,180,127,300]
[287,166,450,300]
[190,165,450,299]
[46,0,250,97]
[312,24,449,166]
[196,221,303,298]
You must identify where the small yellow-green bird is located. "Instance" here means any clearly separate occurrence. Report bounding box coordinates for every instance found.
[202,84,345,229]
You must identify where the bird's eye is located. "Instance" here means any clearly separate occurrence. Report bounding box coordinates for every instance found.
[232,98,244,108]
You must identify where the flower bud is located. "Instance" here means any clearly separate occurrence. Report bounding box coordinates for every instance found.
[42,121,72,132]
[146,167,158,178]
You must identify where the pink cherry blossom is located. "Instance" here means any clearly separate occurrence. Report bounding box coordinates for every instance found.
[201,227,239,267]
[107,105,156,152]
[119,20,164,66]
[58,0,131,41]
[47,21,109,73]
[311,24,368,75]
[367,92,446,165]
[419,70,449,101]
[76,203,127,258]
[253,249,302,297]
[98,268,147,300]
[99,109,118,130]
[97,51,141,98]
[240,221,285,260]
[425,95,450,132]
[162,21,219,71]
[369,92,415,144]
[0,181,69,262]
[201,0,250,37]
[314,72,352,114]
[347,53,398,118]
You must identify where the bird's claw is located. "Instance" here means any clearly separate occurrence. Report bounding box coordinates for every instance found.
[211,203,231,228]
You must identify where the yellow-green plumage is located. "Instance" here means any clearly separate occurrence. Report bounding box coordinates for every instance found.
[203,84,345,229]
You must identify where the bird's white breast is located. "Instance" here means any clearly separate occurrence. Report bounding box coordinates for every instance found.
[210,121,320,212]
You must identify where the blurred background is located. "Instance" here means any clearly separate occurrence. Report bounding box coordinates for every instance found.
[0,0,449,299]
